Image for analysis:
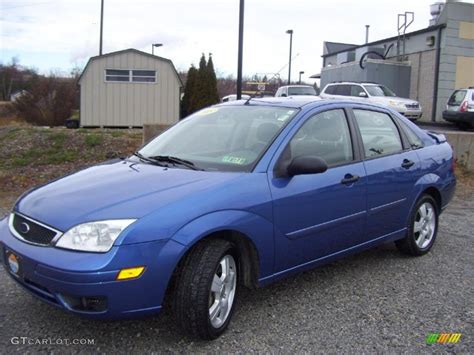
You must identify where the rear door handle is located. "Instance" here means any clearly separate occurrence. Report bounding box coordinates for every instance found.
[341,174,360,185]
[401,159,415,169]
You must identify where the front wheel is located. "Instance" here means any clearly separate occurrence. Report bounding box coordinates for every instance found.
[174,239,238,340]
[395,194,439,256]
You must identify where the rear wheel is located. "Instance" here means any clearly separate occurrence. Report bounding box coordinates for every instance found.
[395,195,438,256]
[174,239,238,340]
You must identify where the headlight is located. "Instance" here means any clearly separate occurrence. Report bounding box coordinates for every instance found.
[389,100,405,108]
[55,219,136,252]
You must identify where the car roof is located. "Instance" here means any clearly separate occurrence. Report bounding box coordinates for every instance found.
[218,97,411,113]
[218,96,322,109]
[326,82,381,86]
[280,85,314,88]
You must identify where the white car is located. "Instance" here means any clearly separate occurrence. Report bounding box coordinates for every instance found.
[275,85,317,97]
[320,82,423,120]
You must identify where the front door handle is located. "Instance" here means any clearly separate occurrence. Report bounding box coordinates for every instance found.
[401,159,415,169]
[341,174,360,185]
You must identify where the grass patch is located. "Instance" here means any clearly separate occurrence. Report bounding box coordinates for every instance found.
[43,149,78,164]
[8,149,42,168]
[110,130,125,137]
[85,134,104,147]
[4,127,22,139]
[48,132,67,146]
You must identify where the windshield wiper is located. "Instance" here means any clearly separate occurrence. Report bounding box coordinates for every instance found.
[149,155,204,171]
[132,152,167,167]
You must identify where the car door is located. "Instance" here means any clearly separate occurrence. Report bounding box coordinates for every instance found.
[268,108,367,272]
[351,107,421,240]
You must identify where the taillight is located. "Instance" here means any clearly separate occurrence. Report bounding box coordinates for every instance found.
[460,100,468,112]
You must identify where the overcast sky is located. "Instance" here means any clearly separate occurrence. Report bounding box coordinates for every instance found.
[1,0,437,81]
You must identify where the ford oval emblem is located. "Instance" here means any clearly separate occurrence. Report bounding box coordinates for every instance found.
[19,222,31,234]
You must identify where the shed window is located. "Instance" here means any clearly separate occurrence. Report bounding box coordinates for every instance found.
[105,69,156,83]
[105,69,130,82]
[132,70,156,82]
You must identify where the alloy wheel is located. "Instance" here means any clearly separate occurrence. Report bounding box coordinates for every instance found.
[413,202,436,249]
[208,254,237,329]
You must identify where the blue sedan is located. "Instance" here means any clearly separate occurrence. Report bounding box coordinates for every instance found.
[0,98,456,339]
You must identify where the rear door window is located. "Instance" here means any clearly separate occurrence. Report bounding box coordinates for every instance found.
[334,85,351,96]
[353,110,403,158]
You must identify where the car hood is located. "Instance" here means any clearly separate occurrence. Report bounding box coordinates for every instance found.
[371,96,419,105]
[15,160,243,231]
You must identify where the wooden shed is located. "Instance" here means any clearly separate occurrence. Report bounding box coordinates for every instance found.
[78,48,183,127]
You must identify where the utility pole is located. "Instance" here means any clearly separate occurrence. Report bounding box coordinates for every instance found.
[286,29,293,85]
[236,0,245,100]
[99,0,104,55]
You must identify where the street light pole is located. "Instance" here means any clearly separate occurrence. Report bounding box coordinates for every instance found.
[152,43,163,55]
[99,0,104,55]
[286,29,293,85]
[236,0,245,100]
[299,71,304,84]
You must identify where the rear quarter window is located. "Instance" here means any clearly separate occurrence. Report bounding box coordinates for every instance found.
[397,118,424,149]
[448,90,467,105]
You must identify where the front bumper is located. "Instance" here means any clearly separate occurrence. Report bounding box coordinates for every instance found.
[0,217,184,319]
[398,109,422,120]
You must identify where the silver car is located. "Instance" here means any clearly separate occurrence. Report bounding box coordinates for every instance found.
[442,87,474,130]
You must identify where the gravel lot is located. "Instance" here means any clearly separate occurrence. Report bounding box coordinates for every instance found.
[0,189,472,353]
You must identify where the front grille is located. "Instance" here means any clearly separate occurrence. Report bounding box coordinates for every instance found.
[405,103,419,109]
[11,214,58,246]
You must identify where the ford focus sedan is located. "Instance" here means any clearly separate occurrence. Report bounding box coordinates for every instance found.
[0,98,455,340]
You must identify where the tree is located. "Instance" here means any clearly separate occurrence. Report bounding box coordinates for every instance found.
[180,53,220,117]
[181,65,198,118]
[191,53,209,111]
[0,57,37,101]
[206,54,220,104]
[12,74,78,126]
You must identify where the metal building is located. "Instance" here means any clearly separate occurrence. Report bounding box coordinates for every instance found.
[314,0,474,122]
[79,49,183,127]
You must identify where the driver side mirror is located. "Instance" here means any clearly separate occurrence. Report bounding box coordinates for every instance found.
[286,156,328,177]
[359,92,368,98]
[281,93,287,97]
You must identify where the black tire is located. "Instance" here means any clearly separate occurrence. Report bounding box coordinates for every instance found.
[173,239,238,340]
[395,194,439,256]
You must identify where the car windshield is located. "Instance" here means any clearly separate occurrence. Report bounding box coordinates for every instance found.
[448,90,467,105]
[363,85,397,97]
[138,105,298,172]
[287,87,317,96]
